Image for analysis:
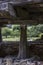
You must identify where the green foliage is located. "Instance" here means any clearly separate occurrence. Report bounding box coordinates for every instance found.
[2,25,20,39]
[2,27,12,38]
[12,25,20,31]
[2,24,43,41]
[27,24,43,37]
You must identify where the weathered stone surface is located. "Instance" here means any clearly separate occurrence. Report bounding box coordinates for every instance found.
[13,61,20,65]
[20,60,27,65]
[0,42,19,57]
[0,0,43,2]
[0,41,43,59]
[0,58,43,65]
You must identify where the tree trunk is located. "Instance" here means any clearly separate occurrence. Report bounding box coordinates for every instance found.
[18,25,27,59]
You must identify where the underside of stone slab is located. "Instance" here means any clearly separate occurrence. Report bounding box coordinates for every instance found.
[0,0,43,3]
[0,2,43,25]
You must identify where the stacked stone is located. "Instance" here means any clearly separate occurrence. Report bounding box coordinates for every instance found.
[0,58,43,65]
[13,60,43,65]
[0,58,3,65]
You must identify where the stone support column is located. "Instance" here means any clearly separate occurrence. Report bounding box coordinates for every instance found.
[18,25,27,59]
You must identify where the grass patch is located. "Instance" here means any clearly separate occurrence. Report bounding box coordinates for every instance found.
[2,36,20,41]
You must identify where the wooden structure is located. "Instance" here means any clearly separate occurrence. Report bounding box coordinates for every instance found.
[0,0,43,60]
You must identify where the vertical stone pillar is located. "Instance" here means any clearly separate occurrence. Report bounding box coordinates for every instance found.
[18,25,27,59]
[0,27,2,42]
